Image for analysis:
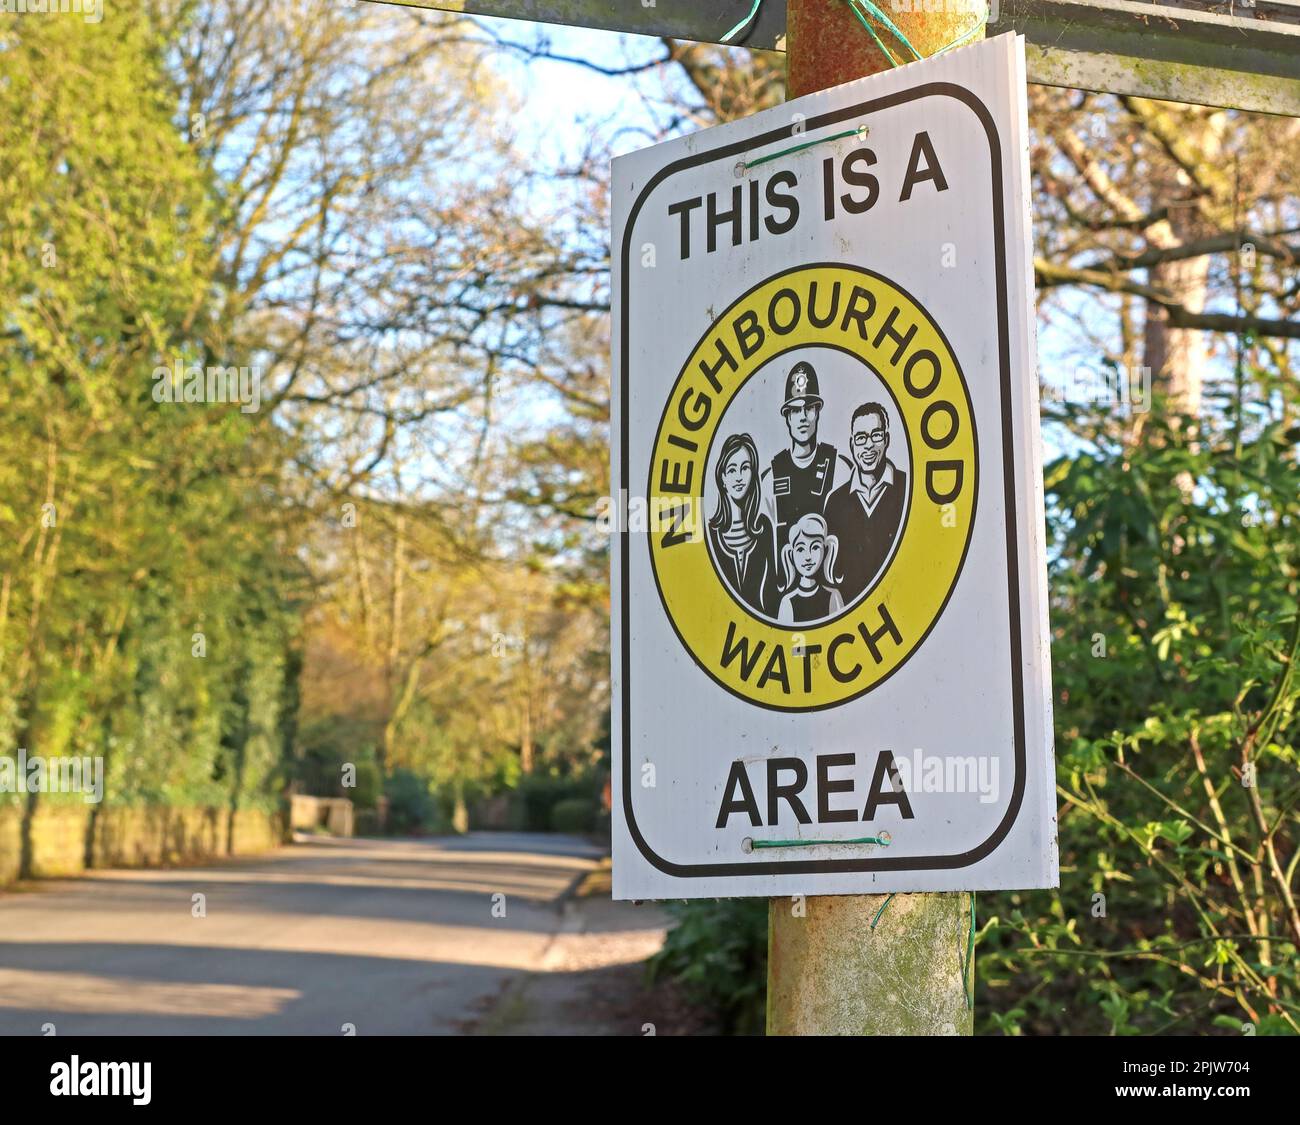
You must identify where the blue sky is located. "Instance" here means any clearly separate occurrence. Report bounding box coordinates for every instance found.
[485,23,686,161]
[469,15,1142,461]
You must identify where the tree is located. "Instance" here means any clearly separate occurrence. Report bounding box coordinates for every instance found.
[0,5,305,867]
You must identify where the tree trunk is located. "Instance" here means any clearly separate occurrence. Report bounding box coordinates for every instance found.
[1140,108,1228,421]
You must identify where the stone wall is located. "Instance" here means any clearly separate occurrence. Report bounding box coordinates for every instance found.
[289,795,354,837]
[0,803,287,888]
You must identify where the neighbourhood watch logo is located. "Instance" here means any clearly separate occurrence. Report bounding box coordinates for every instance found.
[646,263,976,712]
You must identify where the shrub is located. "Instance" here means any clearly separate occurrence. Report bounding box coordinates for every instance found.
[293,719,383,807]
[648,898,768,1035]
[645,406,1300,1037]
[384,768,439,835]
[515,774,599,832]
[550,797,598,834]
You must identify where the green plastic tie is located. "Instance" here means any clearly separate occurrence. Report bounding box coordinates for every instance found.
[721,0,764,43]
[848,0,924,64]
[750,833,890,849]
[842,0,988,68]
[961,892,976,1010]
[870,892,896,930]
[744,126,861,170]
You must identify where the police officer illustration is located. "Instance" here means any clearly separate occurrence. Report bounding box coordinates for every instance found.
[760,360,853,581]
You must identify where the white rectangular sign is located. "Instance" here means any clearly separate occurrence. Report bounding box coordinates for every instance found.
[611,35,1057,899]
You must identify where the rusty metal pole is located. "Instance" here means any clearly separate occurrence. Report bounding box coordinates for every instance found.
[766,0,985,1037]
[786,0,983,97]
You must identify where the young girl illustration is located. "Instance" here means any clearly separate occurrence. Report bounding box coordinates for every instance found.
[777,513,844,625]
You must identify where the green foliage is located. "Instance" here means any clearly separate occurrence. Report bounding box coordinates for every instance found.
[648,898,768,1035]
[294,719,383,808]
[0,11,304,827]
[550,796,597,834]
[384,768,440,836]
[647,397,1298,1037]
[512,772,601,832]
[978,396,1299,1035]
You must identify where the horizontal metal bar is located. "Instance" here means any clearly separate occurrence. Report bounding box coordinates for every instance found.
[992,0,1300,114]
[360,0,787,49]
[1023,43,1300,116]
[364,0,1300,113]
[990,0,1300,82]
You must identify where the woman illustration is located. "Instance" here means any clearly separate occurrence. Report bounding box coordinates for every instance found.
[708,433,778,618]
[777,512,844,625]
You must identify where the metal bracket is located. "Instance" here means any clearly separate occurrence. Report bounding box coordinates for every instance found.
[361,0,788,50]
[364,0,1300,115]
[991,0,1300,116]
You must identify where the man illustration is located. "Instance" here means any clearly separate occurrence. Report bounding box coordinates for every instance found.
[760,360,852,580]
[824,401,908,606]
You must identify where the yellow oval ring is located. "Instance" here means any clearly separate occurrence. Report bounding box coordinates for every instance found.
[647,263,978,711]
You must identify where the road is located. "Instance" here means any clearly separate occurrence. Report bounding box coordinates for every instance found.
[0,832,668,1035]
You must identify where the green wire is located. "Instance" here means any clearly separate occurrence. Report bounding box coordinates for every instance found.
[721,0,764,43]
[848,0,924,63]
[744,126,860,169]
[842,0,988,68]
[940,19,986,55]
[870,892,896,930]
[728,0,988,61]
[844,0,903,67]
[750,833,889,849]
[961,892,976,1010]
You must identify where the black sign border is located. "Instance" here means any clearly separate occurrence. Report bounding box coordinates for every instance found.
[618,81,1027,878]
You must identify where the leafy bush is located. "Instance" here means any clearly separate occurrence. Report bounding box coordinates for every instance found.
[648,898,768,1035]
[293,720,383,808]
[644,402,1299,1037]
[978,405,1299,1035]
[550,797,597,834]
[514,773,600,832]
[384,768,440,836]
